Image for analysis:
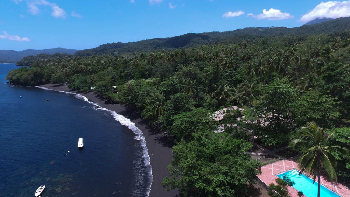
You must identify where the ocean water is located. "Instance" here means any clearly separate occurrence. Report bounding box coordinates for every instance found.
[0,63,152,197]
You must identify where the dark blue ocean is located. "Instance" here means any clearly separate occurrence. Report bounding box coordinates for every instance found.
[0,63,151,197]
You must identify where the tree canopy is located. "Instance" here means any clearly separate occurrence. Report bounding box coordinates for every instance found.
[163,132,260,197]
[6,18,350,196]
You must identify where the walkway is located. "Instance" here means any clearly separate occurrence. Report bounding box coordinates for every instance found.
[258,160,350,197]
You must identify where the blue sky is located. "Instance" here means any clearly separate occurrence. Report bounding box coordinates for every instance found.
[1,0,350,51]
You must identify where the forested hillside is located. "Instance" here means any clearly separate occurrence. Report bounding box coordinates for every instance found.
[74,17,350,56]
[0,48,77,63]
[303,17,333,25]
[15,53,73,66]
[7,18,350,196]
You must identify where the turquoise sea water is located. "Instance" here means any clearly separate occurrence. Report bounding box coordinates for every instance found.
[0,64,151,196]
[278,170,340,197]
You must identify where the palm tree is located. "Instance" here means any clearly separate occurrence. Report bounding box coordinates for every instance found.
[290,122,349,197]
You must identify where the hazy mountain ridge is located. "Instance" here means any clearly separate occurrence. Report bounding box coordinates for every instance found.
[5,17,350,62]
[74,17,350,57]
[0,48,78,63]
[303,17,334,26]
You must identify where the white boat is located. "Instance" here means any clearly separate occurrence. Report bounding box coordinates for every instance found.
[35,185,45,197]
[78,138,84,148]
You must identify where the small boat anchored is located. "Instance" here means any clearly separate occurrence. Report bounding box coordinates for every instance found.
[78,138,84,148]
[35,185,45,197]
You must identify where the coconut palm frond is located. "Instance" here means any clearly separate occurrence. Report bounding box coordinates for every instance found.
[320,153,337,182]
[299,151,316,173]
[290,122,348,197]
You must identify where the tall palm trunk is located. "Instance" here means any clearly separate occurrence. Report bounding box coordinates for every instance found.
[317,162,320,197]
[291,122,350,197]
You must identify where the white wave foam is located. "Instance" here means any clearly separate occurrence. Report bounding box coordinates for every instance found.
[35,86,50,90]
[83,102,153,196]
[99,109,153,196]
[35,85,153,196]
[75,94,89,102]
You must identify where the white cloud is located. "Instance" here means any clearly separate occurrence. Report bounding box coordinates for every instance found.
[14,0,66,18]
[0,31,31,42]
[223,11,245,18]
[51,3,66,18]
[300,1,350,23]
[248,8,293,20]
[169,3,176,9]
[27,1,40,15]
[149,0,162,4]
[12,0,23,3]
[71,11,83,18]
[130,0,135,3]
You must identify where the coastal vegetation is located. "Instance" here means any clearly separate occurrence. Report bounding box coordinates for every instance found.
[268,178,291,197]
[6,17,350,196]
[0,48,76,63]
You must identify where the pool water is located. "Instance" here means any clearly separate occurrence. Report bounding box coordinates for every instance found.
[277,170,340,197]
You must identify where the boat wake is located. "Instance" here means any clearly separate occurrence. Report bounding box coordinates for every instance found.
[35,86,153,197]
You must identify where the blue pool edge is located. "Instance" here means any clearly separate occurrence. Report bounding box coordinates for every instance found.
[277,169,341,197]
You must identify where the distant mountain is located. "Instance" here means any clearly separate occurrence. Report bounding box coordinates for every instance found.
[303,17,334,26]
[75,17,350,57]
[8,17,350,61]
[0,48,78,63]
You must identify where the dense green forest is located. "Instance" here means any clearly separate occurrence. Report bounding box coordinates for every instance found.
[7,18,350,196]
[73,17,350,57]
[15,53,73,66]
[0,48,77,63]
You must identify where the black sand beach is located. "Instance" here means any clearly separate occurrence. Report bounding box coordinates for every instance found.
[38,84,179,197]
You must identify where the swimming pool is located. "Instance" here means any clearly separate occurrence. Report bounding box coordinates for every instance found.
[277,170,340,197]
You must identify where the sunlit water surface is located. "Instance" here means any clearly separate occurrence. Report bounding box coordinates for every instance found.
[0,63,151,197]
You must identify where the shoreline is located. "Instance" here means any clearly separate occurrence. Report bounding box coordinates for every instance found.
[37,84,179,197]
